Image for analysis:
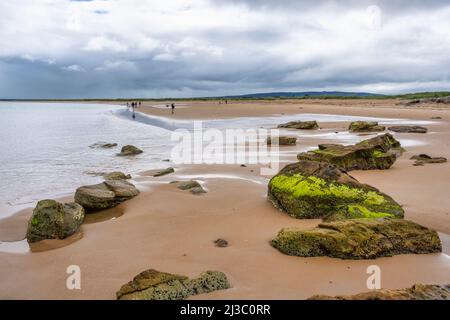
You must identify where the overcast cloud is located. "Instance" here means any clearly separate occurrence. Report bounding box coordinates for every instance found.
[0,0,449,98]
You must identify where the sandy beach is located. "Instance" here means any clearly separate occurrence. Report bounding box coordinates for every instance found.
[1,99,450,300]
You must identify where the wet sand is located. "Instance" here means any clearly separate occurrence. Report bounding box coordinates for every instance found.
[1,99,450,299]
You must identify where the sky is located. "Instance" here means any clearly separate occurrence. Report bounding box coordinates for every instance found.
[0,0,450,98]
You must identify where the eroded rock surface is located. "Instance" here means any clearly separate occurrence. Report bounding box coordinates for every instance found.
[271,218,441,259]
[116,269,230,300]
[278,120,319,130]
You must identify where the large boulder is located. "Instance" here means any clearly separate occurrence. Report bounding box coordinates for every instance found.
[267,136,297,146]
[268,160,404,220]
[271,218,441,259]
[297,133,402,171]
[118,145,143,156]
[388,126,428,133]
[116,269,230,300]
[75,180,139,211]
[348,121,385,132]
[26,200,85,243]
[308,284,450,300]
[278,120,319,130]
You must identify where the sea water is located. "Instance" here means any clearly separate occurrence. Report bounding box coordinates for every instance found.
[0,102,433,218]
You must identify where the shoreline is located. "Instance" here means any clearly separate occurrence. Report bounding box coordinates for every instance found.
[1,99,450,299]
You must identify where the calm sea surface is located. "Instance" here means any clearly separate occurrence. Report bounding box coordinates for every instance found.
[0,102,431,218]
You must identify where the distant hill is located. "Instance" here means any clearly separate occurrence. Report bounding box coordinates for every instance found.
[221,91,385,99]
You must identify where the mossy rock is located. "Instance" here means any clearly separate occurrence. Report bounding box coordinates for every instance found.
[75,180,139,212]
[278,120,319,130]
[117,269,230,300]
[297,133,402,171]
[118,145,143,156]
[271,218,441,259]
[267,136,297,146]
[349,121,385,132]
[26,200,85,243]
[268,160,404,220]
[308,283,450,300]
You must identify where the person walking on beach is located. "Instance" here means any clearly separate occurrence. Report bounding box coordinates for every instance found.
[171,103,175,115]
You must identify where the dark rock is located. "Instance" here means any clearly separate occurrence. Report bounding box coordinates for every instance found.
[410,154,447,166]
[267,136,297,146]
[116,269,230,300]
[278,120,319,130]
[271,218,441,259]
[349,121,385,132]
[75,180,139,211]
[308,284,450,300]
[118,145,143,156]
[297,133,402,171]
[267,160,404,220]
[26,200,85,243]
[214,239,229,247]
[388,126,428,133]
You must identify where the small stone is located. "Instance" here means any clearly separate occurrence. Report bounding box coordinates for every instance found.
[214,239,229,247]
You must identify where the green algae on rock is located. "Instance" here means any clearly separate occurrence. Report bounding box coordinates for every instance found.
[271,218,441,260]
[297,133,402,171]
[116,269,230,300]
[349,121,385,132]
[268,160,404,220]
[308,283,450,300]
[278,120,319,130]
[26,199,85,243]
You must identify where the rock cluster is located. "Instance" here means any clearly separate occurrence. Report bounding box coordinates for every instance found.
[75,180,139,211]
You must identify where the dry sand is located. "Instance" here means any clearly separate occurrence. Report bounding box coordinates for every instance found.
[1,99,450,300]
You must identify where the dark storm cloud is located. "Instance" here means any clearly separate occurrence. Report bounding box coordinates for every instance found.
[0,0,449,98]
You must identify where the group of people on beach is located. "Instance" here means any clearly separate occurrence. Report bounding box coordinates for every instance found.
[126,100,176,118]
[126,101,141,119]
